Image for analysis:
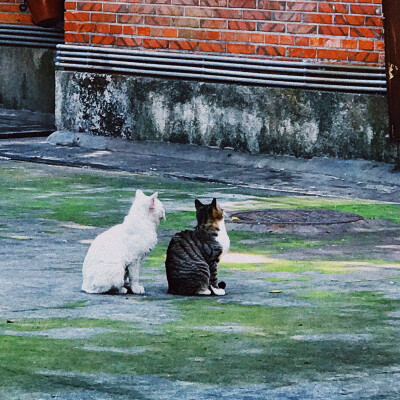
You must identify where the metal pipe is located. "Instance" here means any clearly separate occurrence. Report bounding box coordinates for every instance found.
[57,44,383,73]
[55,55,386,87]
[0,23,63,33]
[0,24,63,48]
[56,49,386,79]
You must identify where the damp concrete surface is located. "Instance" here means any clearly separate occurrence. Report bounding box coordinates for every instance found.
[0,136,399,399]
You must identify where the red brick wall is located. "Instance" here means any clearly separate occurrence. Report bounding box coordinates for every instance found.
[1,1,385,65]
[0,1,32,24]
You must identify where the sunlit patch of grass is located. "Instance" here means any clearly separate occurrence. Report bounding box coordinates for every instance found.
[219,257,378,274]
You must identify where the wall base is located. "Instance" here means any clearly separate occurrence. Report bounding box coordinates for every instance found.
[0,46,56,113]
[56,70,394,161]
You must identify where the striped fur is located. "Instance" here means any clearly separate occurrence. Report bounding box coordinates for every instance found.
[165,198,228,296]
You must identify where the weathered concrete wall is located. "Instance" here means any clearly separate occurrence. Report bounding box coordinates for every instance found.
[0,46,55,113]
[56,70,393,161]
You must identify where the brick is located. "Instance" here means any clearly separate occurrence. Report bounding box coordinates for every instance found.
[303,13,333,24]
[65,2,77,10]
[264,34,279,45]
[359,39,374,50]
[0,4,19,12]
[77,2,101,11]
[95,24,111,34]
[154,28,179,38]
[143,38,170,48]
[350,4,380,15]
[90,13,116,23]
[119,15,143,25]
[272,12,301,22]
[65,32,90,43]
[235,32,251,42]
[295,36,309,46]
[172,0,199,5]
[350,27,382,38]
[374,40,384,51]
[171,17,200,27]
[177,28,194,38]
[319,3,348,13]
[227,43,255,54]
[258,0,285,11]
[200,19,227,29]
[145,15,170,25]
[317,49,347,61]
[334,14,365,25]
[324,38,341,48]
[341,39,358,49]
[130,5,156,14]
[310,37,324,47]
[348,51,379,63]
[287,24,317,35]
[117,37,142,47]
[65,11,90,22]
[319,25,349,36]
[200,0,227,6]
[191,30,220,40]
[145,0,170,3]
[103,3,131,13]
[257,45,285,56]
[365,16,383,27]
[123,26,136,35]
[228,0,256,9]
[288,47,317,58]
[280,35,294,45]
[258,22,285,32]
[214,9,242,19]
[198,42,226,52]
[185,7,213,18]
[250,33,265,43]
[220,31,235,41]
[66,22,95,33]
[137,26,151,36]
[170,40,199,50]
[228,20,256,30]
[242,10,271,20]
[286,1,317,12]
[92,35,116,45]
[158,5,185,16]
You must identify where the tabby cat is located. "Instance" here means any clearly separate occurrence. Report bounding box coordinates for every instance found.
[165,198,230,296]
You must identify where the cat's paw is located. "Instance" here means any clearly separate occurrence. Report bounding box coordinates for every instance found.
[210,286,225,296]
[196,288,211,296]
[118,287,128,294]
[130,284,145,294]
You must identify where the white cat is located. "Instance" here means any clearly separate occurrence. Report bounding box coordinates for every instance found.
[81,189,165,294]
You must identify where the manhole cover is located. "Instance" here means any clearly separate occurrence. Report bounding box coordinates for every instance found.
[229,209,363,226]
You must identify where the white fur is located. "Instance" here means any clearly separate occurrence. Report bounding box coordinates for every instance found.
[81,189,165,294]
[210,285,225,296]
[216,217,230,255]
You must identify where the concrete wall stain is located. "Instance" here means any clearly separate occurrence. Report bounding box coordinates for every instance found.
[0,47,55,113]
[56,71,395,161]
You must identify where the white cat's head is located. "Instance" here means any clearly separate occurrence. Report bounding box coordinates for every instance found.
[134,189,165,224]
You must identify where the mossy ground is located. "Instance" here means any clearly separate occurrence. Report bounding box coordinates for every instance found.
[1,161,400,397]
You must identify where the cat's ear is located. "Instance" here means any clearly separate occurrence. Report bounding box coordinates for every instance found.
[149,192,158,210]
[150,192,158,199]
[211,198,217,208]
[195,199,203,210]
[135,189,145,199]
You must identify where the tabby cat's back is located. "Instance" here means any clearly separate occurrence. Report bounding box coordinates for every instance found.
[165,198,229,296]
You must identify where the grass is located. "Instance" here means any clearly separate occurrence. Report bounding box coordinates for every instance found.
[1,291,400,391]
